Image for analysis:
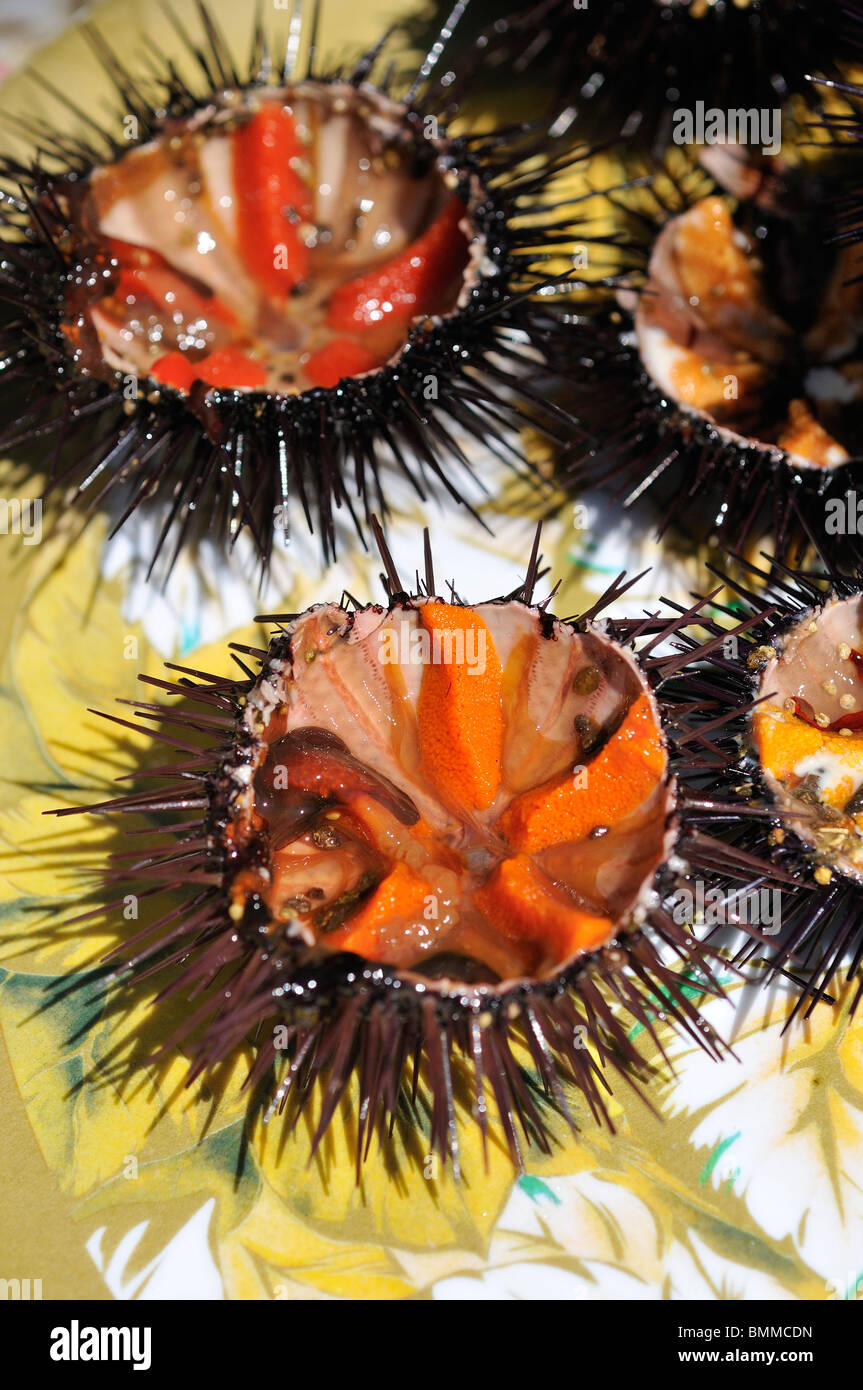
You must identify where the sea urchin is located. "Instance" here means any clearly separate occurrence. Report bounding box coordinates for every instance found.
[670,550,863,1022]
[48,527,790,1175]
[0,2,587,573]
[566,154,863,559]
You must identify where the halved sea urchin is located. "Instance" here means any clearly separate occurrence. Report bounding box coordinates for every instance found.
[50,527,788,1174]
[565,152,863,559]
[0,2,589,571]
[670,550,863,1021]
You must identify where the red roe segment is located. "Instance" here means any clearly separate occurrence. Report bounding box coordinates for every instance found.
[151,347,267,391]
[326,196,468,336]
[233,105,312,297]
[227,602,671,986]
[416,601,504,813]
[151,351,200,392]
[64,85,474,396]
[304,339,385,388]
[194,347,268,389]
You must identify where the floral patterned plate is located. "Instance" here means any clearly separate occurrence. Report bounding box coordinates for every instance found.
[0,0,858,1302]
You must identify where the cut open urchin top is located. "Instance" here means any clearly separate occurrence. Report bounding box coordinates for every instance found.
[668,550,863,1024]
[564,152,863,560]
[0,2,593,573]
[50,526,791,1176]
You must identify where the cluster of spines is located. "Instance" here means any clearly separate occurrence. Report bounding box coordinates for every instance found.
[445,0,854,148]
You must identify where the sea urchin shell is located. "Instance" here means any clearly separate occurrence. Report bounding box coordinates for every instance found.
[566,155,863,558]
[670,550,863,1021]
[0,2,585,572]
[48,527,791,1175]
